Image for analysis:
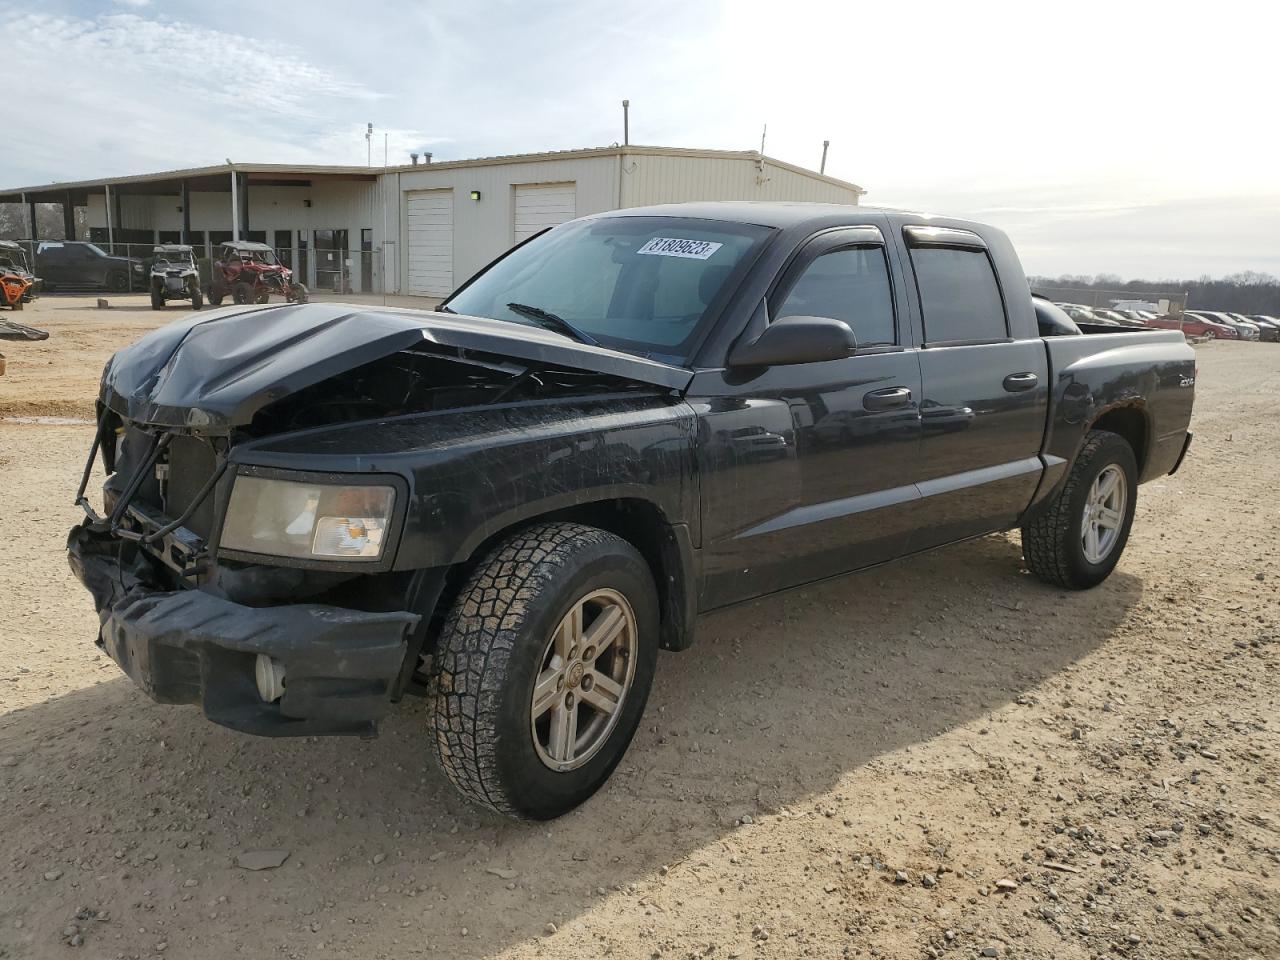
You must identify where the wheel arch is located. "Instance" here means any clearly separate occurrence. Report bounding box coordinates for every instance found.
[435,497,696,654]
[1088,402,1150,476]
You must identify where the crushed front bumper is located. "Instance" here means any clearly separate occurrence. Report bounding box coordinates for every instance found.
[67,524,419,737]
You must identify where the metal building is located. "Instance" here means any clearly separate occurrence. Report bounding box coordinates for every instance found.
[0,146,863,299]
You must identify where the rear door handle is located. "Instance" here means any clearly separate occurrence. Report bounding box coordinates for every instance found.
[863,386,913,411]
[1002,372,1039,392]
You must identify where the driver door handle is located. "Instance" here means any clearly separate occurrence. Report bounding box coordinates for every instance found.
[863,386,913,411]
[1003,372,1039,392]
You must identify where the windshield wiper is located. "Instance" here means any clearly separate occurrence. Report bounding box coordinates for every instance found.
[506,302,600,346]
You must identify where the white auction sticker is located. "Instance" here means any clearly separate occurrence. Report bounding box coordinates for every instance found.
[636,237,724,260]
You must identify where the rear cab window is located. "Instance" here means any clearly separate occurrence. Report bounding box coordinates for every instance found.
[905,226,1008,345]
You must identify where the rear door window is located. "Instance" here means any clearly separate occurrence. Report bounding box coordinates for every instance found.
[909,246,1007,343]
[774,246,896,346]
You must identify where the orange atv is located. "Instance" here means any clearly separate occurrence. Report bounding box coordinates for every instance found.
[1,267,31,311]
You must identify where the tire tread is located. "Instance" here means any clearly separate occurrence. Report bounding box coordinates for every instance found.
[432,522,627,818]
[1022,429,1129,589]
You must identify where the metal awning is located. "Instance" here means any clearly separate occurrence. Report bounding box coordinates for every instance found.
[0,163,378,204]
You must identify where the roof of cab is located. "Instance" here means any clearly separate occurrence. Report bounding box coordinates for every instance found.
[598,201,928,229]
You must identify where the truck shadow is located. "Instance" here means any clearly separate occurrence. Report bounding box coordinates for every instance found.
[0,533,1140,958]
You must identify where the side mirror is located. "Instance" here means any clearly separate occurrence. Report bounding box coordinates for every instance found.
[727,315,858,368]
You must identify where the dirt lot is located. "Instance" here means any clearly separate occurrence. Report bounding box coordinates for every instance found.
[1,303,1277,960]
[0,293,435,421]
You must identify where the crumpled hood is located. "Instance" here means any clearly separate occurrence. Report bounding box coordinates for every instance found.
[100,302,692,430]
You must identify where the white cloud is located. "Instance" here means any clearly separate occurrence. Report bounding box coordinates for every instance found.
[3,10,430,181]
[5,0,1278,278]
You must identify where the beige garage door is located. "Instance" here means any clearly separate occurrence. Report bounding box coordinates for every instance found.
[513,182,577,243]
[406,189,453,298]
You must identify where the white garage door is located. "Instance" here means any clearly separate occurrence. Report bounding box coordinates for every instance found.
[513,183,577,243]
[406,190,453,298]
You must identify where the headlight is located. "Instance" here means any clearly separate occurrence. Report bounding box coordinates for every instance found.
[132,263,144,272]
[219,475,396,561]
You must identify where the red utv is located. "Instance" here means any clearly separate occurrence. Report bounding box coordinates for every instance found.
[206,241,309,306]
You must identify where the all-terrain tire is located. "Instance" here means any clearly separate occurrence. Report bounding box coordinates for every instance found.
[232,282,254,305]
[431,522,659,820]
[206,287,223,307]
[190,287,203,310]
[150,284,164,310]
[1021,429,1138,590]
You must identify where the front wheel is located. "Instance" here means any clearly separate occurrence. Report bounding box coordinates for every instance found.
[150,283,164,310]
[431,522,659,820]
[1021,429,1138,590]
[232,281,254,305]
[190,287,203,310]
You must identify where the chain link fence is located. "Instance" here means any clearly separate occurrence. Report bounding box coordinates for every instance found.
[2,237,383,296]
[1031,284,1188,316]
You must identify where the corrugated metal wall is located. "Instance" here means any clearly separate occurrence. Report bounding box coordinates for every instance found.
[394,155,618,290]
[620,153,861,207]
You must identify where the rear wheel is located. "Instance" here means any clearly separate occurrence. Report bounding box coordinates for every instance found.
[106,271,128,293]
[1022,429,1138,589]
[431,522,659,820]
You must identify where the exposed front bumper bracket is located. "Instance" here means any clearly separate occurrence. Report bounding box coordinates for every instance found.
[68,523,419,737]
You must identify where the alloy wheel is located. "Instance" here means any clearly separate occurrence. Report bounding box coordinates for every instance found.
[1081,464,1127,564]
[530,588,637,772]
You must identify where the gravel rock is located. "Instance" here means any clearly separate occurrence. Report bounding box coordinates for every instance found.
[234,850,290,871]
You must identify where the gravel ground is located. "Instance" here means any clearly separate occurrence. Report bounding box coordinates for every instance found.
[0,319,1277,959]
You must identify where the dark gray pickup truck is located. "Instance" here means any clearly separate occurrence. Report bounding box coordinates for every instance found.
[68,202,1195,819]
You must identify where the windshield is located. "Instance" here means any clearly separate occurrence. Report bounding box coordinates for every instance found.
[0,248,28,271]
[445,216,773,363]
[229,248,278,265]
[155,251,193,265]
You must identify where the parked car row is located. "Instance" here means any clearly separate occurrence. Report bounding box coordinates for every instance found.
[1051,301,1280,343]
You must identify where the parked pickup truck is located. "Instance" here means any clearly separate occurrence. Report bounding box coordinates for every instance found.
[67,203,1196,819]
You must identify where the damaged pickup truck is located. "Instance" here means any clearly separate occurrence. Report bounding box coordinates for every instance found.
[68,203,1195,819]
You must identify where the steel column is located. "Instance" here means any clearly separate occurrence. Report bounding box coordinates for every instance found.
[63,190,75,240]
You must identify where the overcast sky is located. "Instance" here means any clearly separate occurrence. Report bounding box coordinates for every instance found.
[6,0,1277,279]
